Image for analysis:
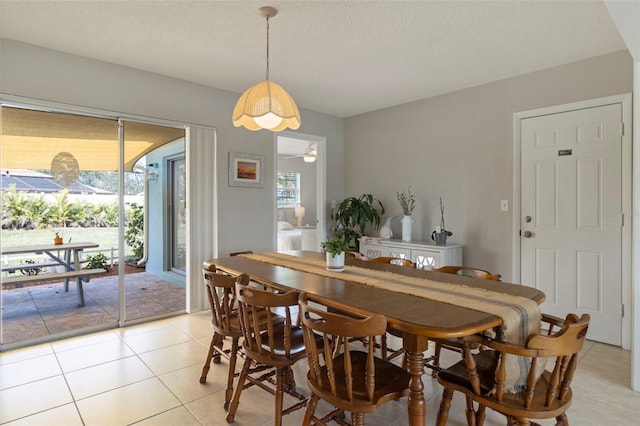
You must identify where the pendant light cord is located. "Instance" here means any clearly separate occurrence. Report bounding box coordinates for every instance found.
[265,16,270,81]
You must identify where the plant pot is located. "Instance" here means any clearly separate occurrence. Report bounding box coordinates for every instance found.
[326,252,345,272]
[431,231,448,246]
[53,236,63,245]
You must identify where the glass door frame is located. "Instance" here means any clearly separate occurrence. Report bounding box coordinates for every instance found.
[0,95,191,349]
[167,155,186,275]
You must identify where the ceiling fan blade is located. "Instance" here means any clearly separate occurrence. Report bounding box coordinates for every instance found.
[281,143,317,160]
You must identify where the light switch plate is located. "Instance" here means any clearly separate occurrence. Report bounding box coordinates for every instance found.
[500,200,509,211]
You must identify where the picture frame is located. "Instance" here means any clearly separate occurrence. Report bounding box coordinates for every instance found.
[229,151,264,188]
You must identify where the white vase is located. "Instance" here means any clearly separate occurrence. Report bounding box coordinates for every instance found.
[326,252,345,272]
[401,215,412,242]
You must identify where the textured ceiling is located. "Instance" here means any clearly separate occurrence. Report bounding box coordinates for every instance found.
[0,0,627,118]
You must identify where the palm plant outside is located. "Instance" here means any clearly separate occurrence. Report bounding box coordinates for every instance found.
[1,186,142,259]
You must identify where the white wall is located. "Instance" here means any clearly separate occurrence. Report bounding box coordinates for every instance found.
[0,39,344,257]
[603,0,640,391]
[344,50,633,282]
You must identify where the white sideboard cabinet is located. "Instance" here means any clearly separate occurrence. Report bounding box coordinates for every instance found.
[358,238,463,269]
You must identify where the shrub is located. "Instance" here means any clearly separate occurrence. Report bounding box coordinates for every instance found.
[124,203,144,260]
[85,252,109,270]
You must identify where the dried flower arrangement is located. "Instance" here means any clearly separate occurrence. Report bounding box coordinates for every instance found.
[396,187,415,216]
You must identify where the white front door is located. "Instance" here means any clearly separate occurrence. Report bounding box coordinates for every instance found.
[520,103,623,345]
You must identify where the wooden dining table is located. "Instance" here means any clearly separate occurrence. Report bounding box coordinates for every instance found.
[206,251,545,425]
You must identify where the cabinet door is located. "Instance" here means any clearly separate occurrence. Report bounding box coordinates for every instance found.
[386,246,412,260]
[360,243,387,259]
[412,249,442,270]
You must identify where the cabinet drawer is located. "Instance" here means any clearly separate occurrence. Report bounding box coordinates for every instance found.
[412,249,442,270]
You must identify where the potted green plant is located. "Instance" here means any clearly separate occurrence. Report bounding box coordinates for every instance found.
[331,194,385,250]
[431,197,453,246]
[320,236,350,272]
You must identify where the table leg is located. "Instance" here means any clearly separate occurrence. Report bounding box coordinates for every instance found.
[64,249,71,292]
[73,249,85,306]
[403,333,428,425]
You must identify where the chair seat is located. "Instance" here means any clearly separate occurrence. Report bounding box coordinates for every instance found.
[433,337,479,348]
[213,307,282,338]
[259,325,307,356]
[210,314,242,337]
[308,351,411,411]
[438,350,499,395]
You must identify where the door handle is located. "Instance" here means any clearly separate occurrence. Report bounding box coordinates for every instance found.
[525,216,532,223]
[522,231,532,238]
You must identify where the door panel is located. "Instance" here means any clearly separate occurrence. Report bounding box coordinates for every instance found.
[521,103,622,345]
[535,162,557,227]
[576,250,601,311]
[576,158,601,229]
[534,248,558,305]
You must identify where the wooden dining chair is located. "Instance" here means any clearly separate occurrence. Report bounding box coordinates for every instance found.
[425,265,502,377]
[229,250,253,256]
[434,265,502,281]
[199,264,243,410]
[368,256,416,268]
[436,313,590,426]
[347,251,363,260]
[298,293,411,425]
[199,265,280,410]
[226,278,308,426]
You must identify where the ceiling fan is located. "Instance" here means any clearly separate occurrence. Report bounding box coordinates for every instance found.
[284,143,317,162]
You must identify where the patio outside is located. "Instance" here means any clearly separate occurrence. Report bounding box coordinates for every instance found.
[1,264,185,345]
[1,171,186,347]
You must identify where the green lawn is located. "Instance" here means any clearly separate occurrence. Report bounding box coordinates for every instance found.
[1,227,133,258]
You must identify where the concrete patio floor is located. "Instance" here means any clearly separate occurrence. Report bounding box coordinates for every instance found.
[1,272,186,346]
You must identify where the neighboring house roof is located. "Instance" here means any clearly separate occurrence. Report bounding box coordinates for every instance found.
[1,169,113,195]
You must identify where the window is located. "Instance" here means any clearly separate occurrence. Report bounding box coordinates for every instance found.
[276,171,300,207]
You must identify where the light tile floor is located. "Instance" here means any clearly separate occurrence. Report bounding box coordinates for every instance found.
[1,311,638,425]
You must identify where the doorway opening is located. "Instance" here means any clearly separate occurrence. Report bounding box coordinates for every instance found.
[276,132,326,252]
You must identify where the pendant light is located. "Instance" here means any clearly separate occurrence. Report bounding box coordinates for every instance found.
[232,6,301,132]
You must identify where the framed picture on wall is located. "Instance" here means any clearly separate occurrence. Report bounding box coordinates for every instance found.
[229,151,264,188]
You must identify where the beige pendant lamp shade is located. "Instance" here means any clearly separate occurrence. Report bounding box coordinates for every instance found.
[233,6,301,132]
[233,80,300,131]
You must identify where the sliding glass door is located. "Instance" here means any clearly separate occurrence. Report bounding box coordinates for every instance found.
[120,120,186,325]
[1,104,187,349]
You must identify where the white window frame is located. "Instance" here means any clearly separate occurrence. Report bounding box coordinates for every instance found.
[276,170,300,208]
